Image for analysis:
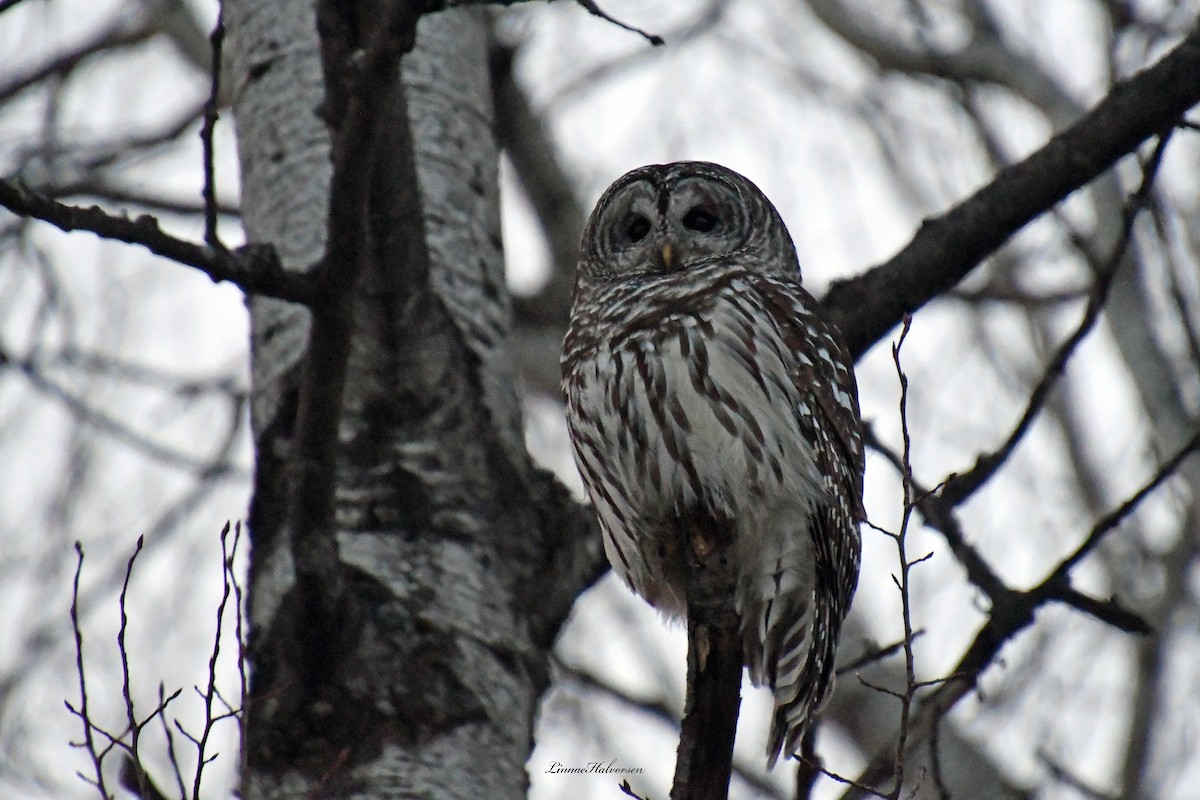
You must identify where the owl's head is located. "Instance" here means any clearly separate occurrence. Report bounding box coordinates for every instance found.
[577,161,800,282]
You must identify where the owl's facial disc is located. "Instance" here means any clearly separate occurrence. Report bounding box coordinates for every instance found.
[615,178,744,273]
[581,163,780,280]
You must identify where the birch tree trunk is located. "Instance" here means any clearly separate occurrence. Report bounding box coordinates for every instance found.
[225,5,581,796]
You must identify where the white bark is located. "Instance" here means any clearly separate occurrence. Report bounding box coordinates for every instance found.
[226,0,324,630]
[226,5,537,798]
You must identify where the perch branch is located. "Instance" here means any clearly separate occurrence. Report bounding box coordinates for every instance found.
[670,520,743,800]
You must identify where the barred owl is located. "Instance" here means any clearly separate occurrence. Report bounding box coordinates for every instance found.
[561,161,864,766]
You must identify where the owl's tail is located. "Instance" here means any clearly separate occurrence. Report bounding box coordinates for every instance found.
[762,596,839,768]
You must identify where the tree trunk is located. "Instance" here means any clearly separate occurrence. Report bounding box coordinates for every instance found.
[226,5,563,797]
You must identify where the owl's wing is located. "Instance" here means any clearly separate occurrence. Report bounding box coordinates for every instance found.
[762,280,864,613]
[747,277,865,760]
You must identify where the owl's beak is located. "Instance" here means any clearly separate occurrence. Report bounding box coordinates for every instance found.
[660,241,678,272]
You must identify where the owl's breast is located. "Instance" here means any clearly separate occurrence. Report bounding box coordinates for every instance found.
[564,291,828,612]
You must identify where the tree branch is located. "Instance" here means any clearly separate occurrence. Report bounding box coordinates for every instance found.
[282,0,427,643]
[0,15,152,104]
[806,0,1076,121]
[864,425,1009,602]
[840,430,1200,797]
[491,40,583,328]
[823,22,1200,358]
[1052,429,1200,579]
[0,179,310,302]
[937,131,1173,507]
[670,519,742,800]
[201,10,225,248]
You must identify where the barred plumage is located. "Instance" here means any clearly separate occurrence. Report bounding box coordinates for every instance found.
[562,162,864,766]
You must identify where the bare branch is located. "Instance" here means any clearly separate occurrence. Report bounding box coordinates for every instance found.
[1053,429,1200,578]
[836,633,924,677]
[823,24,1200,358]
[156,683,188,800]
[864,426,1009,603]
[52,182,239,218]
[65,527,246,799]
[840,428,1198,798]
[187,522,242,798]
[0,346,244,475]
[938,132,1174,507]
[888,317,920,797]
[557,658,786,800]
[0,16,152,105]
[945,284,1089,308]
[0,179,311,303]
[826,318,935,799]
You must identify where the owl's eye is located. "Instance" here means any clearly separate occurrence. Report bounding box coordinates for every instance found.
[682,207,718,233]
[624,214,651,243]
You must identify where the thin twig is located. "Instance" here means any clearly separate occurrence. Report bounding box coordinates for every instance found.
[820,316,927,800]
[820,764,891,799]
[68,542,111,799]
[189,522,238,798]
[65,529,241,799]
[52,182,240,217]
[836,633,925,676]
[157,683,188,800]
[201,10,225,249]
[117,536,147,798]
[865,427,1152,634]
[231,522,249,778]
[946,284,1089,307]
[863,426,1009,603]
[889,315,920,798]
[574,0,664,45]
